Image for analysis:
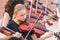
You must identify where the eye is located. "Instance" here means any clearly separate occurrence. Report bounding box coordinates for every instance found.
[20,15,24,16]
[20,13,26,16]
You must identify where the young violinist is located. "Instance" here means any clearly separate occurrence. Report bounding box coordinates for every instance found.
[6,4,34,40]
[0,0,25,40]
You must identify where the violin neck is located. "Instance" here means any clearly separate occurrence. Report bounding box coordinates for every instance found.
[3,27,15,34]
[0,27,15,36]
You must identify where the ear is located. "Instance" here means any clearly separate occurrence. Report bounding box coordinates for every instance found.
[13,13,17,19]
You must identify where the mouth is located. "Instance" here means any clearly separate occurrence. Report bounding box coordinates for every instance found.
[22,19,25,21]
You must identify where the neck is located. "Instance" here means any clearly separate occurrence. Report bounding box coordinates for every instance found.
[12,19,21,25]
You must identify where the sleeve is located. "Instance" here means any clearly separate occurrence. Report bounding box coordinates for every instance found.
[6,20,20,32]
[6,22,12,30]
[2,13,10,27]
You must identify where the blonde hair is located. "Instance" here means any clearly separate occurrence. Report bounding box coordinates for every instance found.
[13,4,26,19]
[14,4,26,14]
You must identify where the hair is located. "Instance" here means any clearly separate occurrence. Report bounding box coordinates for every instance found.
[5,0,24,18]
[14,4,26,14]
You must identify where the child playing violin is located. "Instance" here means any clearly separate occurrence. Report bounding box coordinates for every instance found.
[6,1,55,40]
[6,4,26,40]
[6,4,34,40]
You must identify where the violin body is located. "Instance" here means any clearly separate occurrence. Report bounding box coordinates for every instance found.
[19,18,46,35]
[0,27,24,40]
[0,27,12,36]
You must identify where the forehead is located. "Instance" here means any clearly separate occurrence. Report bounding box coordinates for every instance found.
[17,10,26,15]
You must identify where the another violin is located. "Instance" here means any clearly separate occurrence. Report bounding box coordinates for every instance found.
[0,27,14,36]
[0,27,24,40]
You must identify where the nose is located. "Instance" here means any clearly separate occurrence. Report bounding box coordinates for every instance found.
[24,15,27,19]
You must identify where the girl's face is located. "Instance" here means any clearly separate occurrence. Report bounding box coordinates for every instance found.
[16,9,27,21]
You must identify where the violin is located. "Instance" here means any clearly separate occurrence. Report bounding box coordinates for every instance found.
[26,2,58,21]
[28,1,54,14]
[19,18,60,39]
[19,14,58,35]
[26,1,46,18]
[27,13,56,26]
[0,27,24,40]
[27,8,58,21]
[26,9,44,18]
[19,17,46,35]
[0,27,13,36]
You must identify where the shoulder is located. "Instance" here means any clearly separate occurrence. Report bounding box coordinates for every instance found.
[6,20,14,28]
[4,12,11,19]
[4,12,10,17]
[8,20,14,25]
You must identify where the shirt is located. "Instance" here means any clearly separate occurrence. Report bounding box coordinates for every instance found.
[6,20,33,40]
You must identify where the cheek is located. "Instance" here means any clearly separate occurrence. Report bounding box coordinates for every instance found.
[17,15,21,20]
[18,17,23,20]
[20,17,23,19]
